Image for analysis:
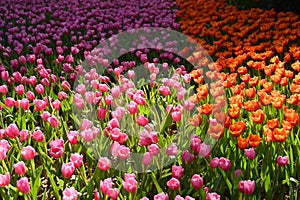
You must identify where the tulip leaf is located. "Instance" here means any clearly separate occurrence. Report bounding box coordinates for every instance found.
[151,172,162,193]
[31,166,44,200]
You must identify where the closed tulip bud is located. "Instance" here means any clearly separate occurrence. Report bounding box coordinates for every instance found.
[62,162,75,178]
[17,177,30,194]
[20,99,29,110]
[21,146,35,160]
[14,161,26,176]
[191,174,203,189]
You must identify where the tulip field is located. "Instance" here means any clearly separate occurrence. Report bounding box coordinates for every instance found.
[0,0,300,199]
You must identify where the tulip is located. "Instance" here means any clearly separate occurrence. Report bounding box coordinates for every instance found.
[0,172,10,187]
[21,146,35,160]
[276,156,289,167]
[167,177,180,190]
[98,157,111,171]
[238,180,255,195]
[62,162,75,178]
[245,148,256,160]
[191,174,203,189]
[17,177,30,194]
[172,165,184,180]
[14,161,26,176]
[63,187,78,200]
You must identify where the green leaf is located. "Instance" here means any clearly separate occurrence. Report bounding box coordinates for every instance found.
[31,166,44,200]
[264,174,270,192]
[151,172,162,193]
[45,168,61,200]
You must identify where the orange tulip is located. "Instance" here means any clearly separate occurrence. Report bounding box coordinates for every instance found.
[188,114,202,127]
[228,106,240,119]
[208,123,224,139]
[248,134,262,147]
[229,121,246,138]
[284,107,299,126]
[244,100,260,112]
[245,88,256,98]
[263,125,275,142]
[198,104,212,115]
[273,128,289,142]
[237,137,248,150]
[251,109,265,124]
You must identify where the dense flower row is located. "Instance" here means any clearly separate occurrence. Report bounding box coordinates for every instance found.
[176,0,300,68]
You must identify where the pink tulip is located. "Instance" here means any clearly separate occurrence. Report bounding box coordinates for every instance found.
[52,100,61,110]
[70,153,83,168]
[118,145,130,160]
[107,188,119,200]
[276,156,289,167]
[67,131,78,145]
[35,84,44,94]
[16,84,24,95]
[171,111,182,122]
[210,157,219,168]
[20,99,30,110]
[5,97,16,108]
[191,135,201,154]
[14,161,26,176]
[199,143,211,158]
[111,86,121,98]
[1,71,9,81]
[206,192,221,200]
[137,115,148,126]
[17,177,30,194]
[48,116,59,128]
[58,91,68,100]
[245,148,256,160]
[235,169,242,178]
[166,144,178,156]
[29,76,37,86]
[0,85,8,96]
[238,180,255,195]
[5,123,19,138]
[21,146,35,160]
[122,173,137,193]
[191,174,203,189]
[159,86,171,96]
[0,172,10,187]
[172,165,184,180]
[62,162,75,178]
[49,139,64,159]
[98,157,111,171]
[100,178,113,194]
[181,150,195,164]
[97,108,107,120]
[63,187,78,200]
[19,130,29,142]
[26,91,35,101]
[219,157,231,171]
[154,192,169,200]
[142,152,153,166]
[167,177,180,190]
[62,81,71,91]
[148,144,160,156]
[32,130,44,142]
[128,101,138,114]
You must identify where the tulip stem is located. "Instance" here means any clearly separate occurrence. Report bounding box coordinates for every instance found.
[30,159,36,178]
